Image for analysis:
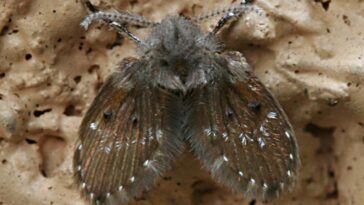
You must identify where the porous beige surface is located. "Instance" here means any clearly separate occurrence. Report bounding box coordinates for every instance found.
[0,0,364,204]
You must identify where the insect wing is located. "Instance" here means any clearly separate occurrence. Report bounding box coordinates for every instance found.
[74,59,184,205]
[185,52,300,201]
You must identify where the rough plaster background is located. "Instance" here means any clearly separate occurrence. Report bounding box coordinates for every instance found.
[0,0,364,204]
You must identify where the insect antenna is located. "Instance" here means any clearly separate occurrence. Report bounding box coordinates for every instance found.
[80,0,158,45]
[191,0,265,35]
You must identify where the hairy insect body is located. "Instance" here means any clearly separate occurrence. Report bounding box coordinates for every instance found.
[140,17,223,91]
[74,2,300,205]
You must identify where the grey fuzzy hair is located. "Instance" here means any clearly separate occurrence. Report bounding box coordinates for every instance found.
[140,16,222,60]
[75,2,300,205]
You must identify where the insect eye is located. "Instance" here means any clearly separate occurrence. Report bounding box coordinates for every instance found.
[103,111,113,120]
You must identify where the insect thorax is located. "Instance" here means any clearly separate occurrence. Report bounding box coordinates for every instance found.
[140,16,224,91]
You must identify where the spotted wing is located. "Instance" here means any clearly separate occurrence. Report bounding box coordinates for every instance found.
[185,52,300,201]
[74,59,184,205]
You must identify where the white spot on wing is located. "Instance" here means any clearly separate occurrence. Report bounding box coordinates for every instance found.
[239,133,254,144]
[222,132,228,141]
[156,130,162,141]
[289,154,294,160]
[227,12,234,17]
[204,128,211,135]
[223,155,229,162]
[258,137,266,148]
[90,122,97,130]
[250,178,256,186]
[104,146,111,154]
[118,185,123,191]
[246,134,254,142]
[280,182,285,189]
[212,156,225,172]
[287,170,292,177]
[241,137,247,145]
[130,176,135,182]
[147,128,153,137]
[239,133,247,145]
[239,171,244,176]
[267,112,278,119]
[285,131,291,138]
[143,159,158,173]
[260,125,270,136]
[143,160,150,167]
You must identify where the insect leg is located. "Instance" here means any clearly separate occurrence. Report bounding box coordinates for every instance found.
[191,0,265,35]
[209,0,256,35]
[109,22,144,46]
[209,11,239,35]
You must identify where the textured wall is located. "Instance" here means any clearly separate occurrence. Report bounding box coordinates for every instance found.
[1,0,364,205]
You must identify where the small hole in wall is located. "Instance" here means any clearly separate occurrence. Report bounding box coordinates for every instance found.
[328,170,335,178]
[305,177,314,184]
[107,35,123,49]
[63,104,81,116]
[40,167,47,177]
[25,138,37,144]
[162,176,172,181]
[78,42,84,50]
[130,0,138,6]
[0,25,9,36]
[304,123,335,138]
[191,180,219,204]
[322,1,330,11]
[249,200,256,205]
[88,64,100,73]
[326,181,338,199]
[134,196,147,201]
[33,108,52,117]
[73,75,82,84]
[25,53,32,60]
[342,15,351,26]
[314,0,331,11]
